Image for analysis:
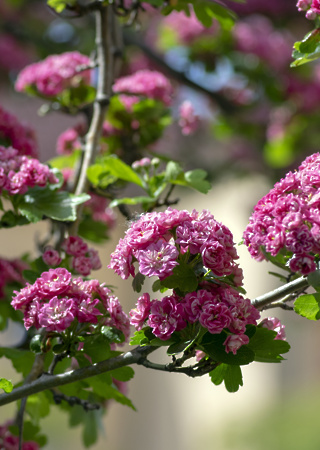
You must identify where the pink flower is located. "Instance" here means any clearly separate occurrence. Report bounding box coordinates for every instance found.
[38,296,75,332]
[38,268,72,295]
[72,256,92,276]
[42,247,62,267]
[199,301,232,334]
[178,101,200,135]
[135,240,179,279]
[62,236,88,257]
[113,70,174,106]
[15,51,92,97]
[148,295,186,340]
[224,334,249,355]
[130,293,151,330]
[260,317,286,340]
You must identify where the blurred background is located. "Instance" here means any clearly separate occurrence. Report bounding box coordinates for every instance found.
[1,0,320,449]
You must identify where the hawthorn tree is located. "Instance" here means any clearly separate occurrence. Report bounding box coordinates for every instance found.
[1,0,320,448]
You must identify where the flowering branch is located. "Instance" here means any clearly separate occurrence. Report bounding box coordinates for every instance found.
[138,357,219,378]
[252,276,309,310]
[0,345,157,407]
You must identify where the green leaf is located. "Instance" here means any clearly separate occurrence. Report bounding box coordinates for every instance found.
[22,270,39,284]
[87,373,135,409]
[132,272,146,293]
[0,377,13,393]
[210,363,243,392]
[307,270,320,290]
[0,348,35,376]
[78,216,109,243]
[48,150,81,170]
[291,29,320,67]
[18,188,90,222]
[109,366,135,382]
[193,1,235,29]
[184,169,211,194]
[247,327,290,363]
[88,155,144,188]
[109,196,155,208]
[201,331,255,366]
[130,329,150,346]
[0,210,29,228]
[82,335,112,363]
[294,293,320,320]
[25,392,50,424]
[47,0,74,13]
[101,326,125,344]
[83,409,100,448]
[161,262,198,293]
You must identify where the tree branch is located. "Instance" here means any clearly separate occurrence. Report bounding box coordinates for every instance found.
[70,4,114,235]
[252,276,309,310]
[138,357,219,378]
[0,346,157,407]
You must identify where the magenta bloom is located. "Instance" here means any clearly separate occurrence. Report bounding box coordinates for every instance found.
[62,235,88,257]
[199,301,232,334]
[178,101,200,135]
[38,268,72,296]
[260,317,286,340]
[243,153,320,275]
[148,295,186,340]
[15,51,92,97]
[38,296,75,332]
[136,240,179,279]
[224,334,249,355]
[42,246,62,267]
[130,293,151,331]
[113,70,174,106]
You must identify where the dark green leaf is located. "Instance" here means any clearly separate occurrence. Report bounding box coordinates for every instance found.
[307,270,320,290]
[22,270,39,284]
[210,363,243,392]
[101,326,125,344]
[247,327,290,363]
[109,366,135,382]
[82,335,111,363]
[161,262,198,293]
[132,272,146,293]
[78,216,109,243]
[18,188,90,222]
[294,293,320,320]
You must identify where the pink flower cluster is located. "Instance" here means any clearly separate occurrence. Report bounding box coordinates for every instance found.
[0,146,59,195]
[61,236,102,276]
[109,208,243,285]
[178,101,200,135]
[0,257,28,300]
[15,51,92,97]
[0,422,38,450]
[0,105,38,158]
[42,236,102,277]
[297,0,320,19]
[11,268,130,338]
[84,194,116,229]
[233,16,293,71]
[113,70,174,106]
[130,285,260,354]
[243,152,320,275]
[162,10,218,44]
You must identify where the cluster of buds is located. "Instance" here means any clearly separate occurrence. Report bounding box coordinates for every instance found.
[297,0,320,19]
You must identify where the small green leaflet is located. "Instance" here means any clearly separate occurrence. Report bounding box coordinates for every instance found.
[247,327,290,363]
[0,377,13,393]
[160,262,198,293]
[294,293,320,320]
[291,29,320,67]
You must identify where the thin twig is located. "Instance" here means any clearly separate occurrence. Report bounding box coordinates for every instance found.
[50,388,100,411]
[138,357,219,377]
[70,4,115,235]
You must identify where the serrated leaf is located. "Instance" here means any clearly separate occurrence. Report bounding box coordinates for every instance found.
[109,366,135,382]
[132,272,146,293]
[294,293,320,320]
[160,262,198,293]
[210,363,243,392]
[18,188,90,222]
[130,329,150,346]
[247,327,290,363]
[0,348,35,376]
[0,377,13,393]
[88,155,144,188]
